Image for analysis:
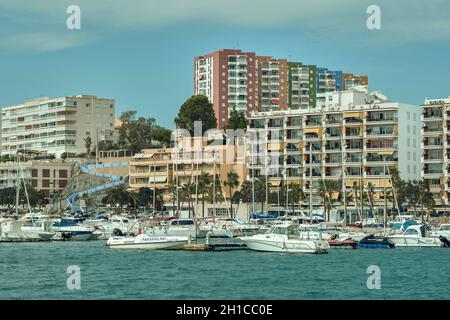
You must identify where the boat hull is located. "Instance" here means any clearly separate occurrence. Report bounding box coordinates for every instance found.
[106,235,188,250]
[52,231,93,241]
[240,238,329,254]
[387,236,443,247]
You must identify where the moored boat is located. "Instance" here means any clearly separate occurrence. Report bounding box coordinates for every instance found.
[387,225,444,247]
[51,219,94,241]
[106,234,188,250]
[239,223,329,254]
[357,234,395,248]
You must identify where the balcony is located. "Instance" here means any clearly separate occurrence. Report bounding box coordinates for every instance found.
[286,119,302,128]
[366,156,398,164]
[366,141,395,150]
[423,109,443,120]
[366,112,396,123]
[344,117,363,125]
[304,144,322,152]
[345,129,361,138]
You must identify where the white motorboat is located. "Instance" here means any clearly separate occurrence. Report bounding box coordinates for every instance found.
[83,215,138,240]
[431,224,450,239]
[388,225,444,247]
[198,219,234,238]
[106,234,188,250]
[337,230,368,242]
[20,218,55,241]
[239,223,330,254]
[51,219,94,241]
[145,219,197,238]
[298,224,333,240]
[0,220,52,242]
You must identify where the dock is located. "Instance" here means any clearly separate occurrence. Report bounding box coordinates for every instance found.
[183,243,247,251]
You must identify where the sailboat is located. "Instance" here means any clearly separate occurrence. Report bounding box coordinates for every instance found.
[1,159,54,242]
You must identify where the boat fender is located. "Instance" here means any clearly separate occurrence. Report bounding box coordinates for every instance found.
[112,228,124,237]
[62,232,72,240]
[439,236,450,247]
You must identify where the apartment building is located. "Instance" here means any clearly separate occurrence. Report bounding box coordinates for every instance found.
[247,89,421,208]
[194,49,257,129]
[1,95,115,158]
[343,73,369,91]
[0,160,73,198]
[128,136,247,204]
[194,49,368,128]
[316,68,343,107]
[287,62,317,109]
[255,56,288,112]
[421,96,450,209]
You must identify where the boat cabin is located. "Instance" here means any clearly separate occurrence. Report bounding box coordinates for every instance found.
[266,224,300,239]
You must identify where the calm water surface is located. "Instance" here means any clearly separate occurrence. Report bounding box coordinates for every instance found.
[1,241,449,299]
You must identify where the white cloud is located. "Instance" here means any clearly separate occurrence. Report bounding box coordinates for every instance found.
[0,0,449,51]
[2,31,96,53]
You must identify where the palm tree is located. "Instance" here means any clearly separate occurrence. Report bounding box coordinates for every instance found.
[207,177,224,205]
[289,183,304,214]
[128,190,139,216]
[255,175,267,212]
[239,181,253,204]
[418,180,434,223]
[167,182,177,215]
[181,182,196,218]
[84,136,92,157]
[366,182,376,215]
[224,170,240,218]
[405,180,419,216]
[318,180,341,219]
[197,171,212,218]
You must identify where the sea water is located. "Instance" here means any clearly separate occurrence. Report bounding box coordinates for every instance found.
[1,241,449,299]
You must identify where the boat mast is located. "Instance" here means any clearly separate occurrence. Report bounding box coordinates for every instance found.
[341,134,347,228]
[175,128,180,217]
[386,164,400,216]
[309,143,312,215]
[383,159,387,233]
[360,150,364,224]
[15,156,20,216]
[213,152,216,220]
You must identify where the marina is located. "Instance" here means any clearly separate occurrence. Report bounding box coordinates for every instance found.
[1,240,449,300]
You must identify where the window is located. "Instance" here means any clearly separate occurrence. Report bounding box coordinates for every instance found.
[59,170,67,178]
[407,112,410,120]
[404,228,418,235]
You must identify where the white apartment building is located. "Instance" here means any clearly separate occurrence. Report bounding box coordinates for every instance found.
[421,96,450,209]
[1,95,115,158]
[247,89,422,207]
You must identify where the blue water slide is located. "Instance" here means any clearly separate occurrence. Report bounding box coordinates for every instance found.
[66,162,129,212]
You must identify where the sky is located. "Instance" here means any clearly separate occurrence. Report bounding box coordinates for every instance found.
[0,0,449,129]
